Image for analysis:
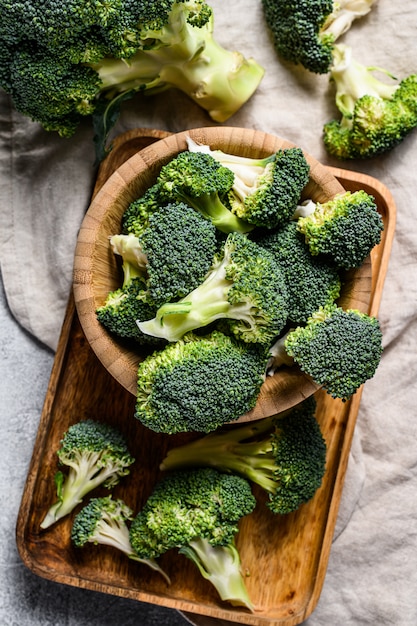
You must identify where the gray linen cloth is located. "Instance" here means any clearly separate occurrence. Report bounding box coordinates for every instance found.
[0,1,416,624]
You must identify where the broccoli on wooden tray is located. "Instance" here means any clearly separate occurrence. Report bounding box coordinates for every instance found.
[0,1,264,160]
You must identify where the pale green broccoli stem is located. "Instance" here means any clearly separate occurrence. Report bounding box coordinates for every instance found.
[322,0,377,40]
[266,331,295,374]
[160,414,291,493]
[138,249,255,342]
[91,516,170,583]
[110,234,148,277]
[93,10,264,122]
[331,44,398,124]
[180,538,254,611]
[40,451,125,529]
[183,192,253,233]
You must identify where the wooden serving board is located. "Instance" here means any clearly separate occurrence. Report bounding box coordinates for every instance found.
[16,129,396,626]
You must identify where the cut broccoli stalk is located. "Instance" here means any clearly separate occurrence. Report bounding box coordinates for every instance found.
[71,496,170,583]
[138,232,289,345]
[180,538,253,610]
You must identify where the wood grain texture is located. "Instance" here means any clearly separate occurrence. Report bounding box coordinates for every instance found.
[72,127,381,419]
[17,129,396,626]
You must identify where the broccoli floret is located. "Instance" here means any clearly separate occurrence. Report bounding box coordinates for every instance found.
[40,419,135,529]
[138,232,289,345]
[257,220,341,324]
[110,202,219,306]
[71,496,170,583]
[129,467,256,610]
[121,184,166,238]
[1,1,264,160]
[187,138,310,229]
[296,189,384,269]
[160,397,326,515]
[323,44,417,159]
[262,0,376,74]
[284,304,383,400]
[156,150,252,234]
[135,330,269,434]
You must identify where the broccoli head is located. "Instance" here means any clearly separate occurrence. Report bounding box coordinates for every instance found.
[138,231,289,345]
[40,419,135,529]
[121,184,166,239]
[110,201,219,306]
[284,304,383,400]
[156,150,252,234]
[296,189,384,269]
[323,44,417,159]
[134,330,269,434]
[71,496,170,583]
[187,138,310,230]
[1,1,264,160]
[262,0,376,74]
[129,467,256,610]
[161,396,326,515]
[256,220,341,324]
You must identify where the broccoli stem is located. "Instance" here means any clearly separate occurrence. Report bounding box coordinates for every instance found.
[93,13,264,123]
[161,416,286,494]
[183,193,253,234]
[138,256,256,342]
[179,538,253,611]
[330,44,398,120]
[40,453,121,529]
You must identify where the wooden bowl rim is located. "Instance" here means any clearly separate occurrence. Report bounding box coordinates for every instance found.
[73,126,372,422]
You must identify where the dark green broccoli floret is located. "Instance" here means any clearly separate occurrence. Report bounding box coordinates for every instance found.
[161,397,326,515]
[71,496,170,583]
[262,0,376,74]
[135,330,269,434]
[323,44,417,159]
[296,189,384,269]
[129,467,256,610]
[40,420,135,529]
[187,139,310,230]
[1,1,264,160]
[111,201,219,306]
[156,150,253,234]
[257,220,341,324]
[284,304,383,400]
[138,232,289,345]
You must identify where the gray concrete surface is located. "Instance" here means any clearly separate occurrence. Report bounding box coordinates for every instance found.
[0,273,191,626]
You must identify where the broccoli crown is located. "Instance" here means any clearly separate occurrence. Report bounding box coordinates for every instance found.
[257,220,341,324]
[96,276,162,345]
[135,330,268,434]
[129,468,256,558]
[227,148,311,229]
[323,44,417,159]
[160,396,326,515]
[141,202,219,305]
[296,190,384,268]
[262,0,375,75]
[129,467,256,609]
[40,419,135,530]
[284,304,383,400]
[138,231,289,345]
[0,1,264,160]
[262,0,336,74]
[156,151,252,234]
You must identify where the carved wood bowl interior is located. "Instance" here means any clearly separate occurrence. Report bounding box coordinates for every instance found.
[73,127,372,423]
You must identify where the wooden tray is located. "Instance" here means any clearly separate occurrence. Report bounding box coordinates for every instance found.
[16,129,396,626]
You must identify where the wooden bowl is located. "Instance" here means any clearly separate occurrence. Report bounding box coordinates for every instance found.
[73,127,372,422]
